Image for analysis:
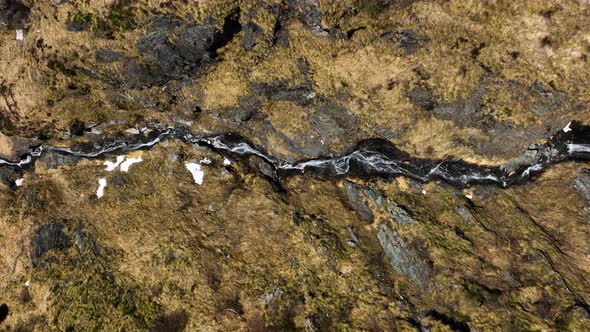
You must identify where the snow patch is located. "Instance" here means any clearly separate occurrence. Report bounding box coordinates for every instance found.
[465,194,473,200]
[96,178,107,198]
[120,157,143,172]
[104,156,125,171]
[15,178,24,187]
[125,128,141,135]
[563,121,572,133]
[223,158,231,166]
[186,162,204,185]
[16,29,24,41]
[199,157,212,165]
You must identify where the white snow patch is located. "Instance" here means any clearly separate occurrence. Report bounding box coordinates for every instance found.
[465,194,473,200]
[15,178,24,187]
[563,121,572,133]
[24,280,30,287]
[120,157,143,172]
[199,157,212,165]
[96,178,107,198]
[421,189,427,195]
[125,128,141,135]
[186,162,204,185]
[90,128,103,135]
[223,158,231,166]
[104,156,125,171]
[16,29,24,41]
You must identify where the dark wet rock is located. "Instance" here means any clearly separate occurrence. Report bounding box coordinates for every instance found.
[428,79,567,158]
[137,13,241,85]
[242,21,262,51]
[38,152,81,169]
[249,81,360,157]
[0,303,8,324]
[575,169,590,206]
[69,119,87,136]
[502,148,540,174]
[30,224,71,267]
[528,80,566,116]
[137,16,216,81]
[309,103,358,138]
[270,9,290,47]
[343,181,374,223]
[377,223,431,288]
[95,49,121,63]
[408,87,435,111]
[0,0,30,28]
[235,95,262,121]
[0,167,16,186]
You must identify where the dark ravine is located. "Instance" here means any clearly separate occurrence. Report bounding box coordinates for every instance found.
[1,121,589,188]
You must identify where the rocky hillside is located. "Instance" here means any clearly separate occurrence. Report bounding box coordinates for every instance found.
[0,0,589,330]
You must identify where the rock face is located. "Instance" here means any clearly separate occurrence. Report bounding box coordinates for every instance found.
[575,169,590,207]
[1,0,590,331]
[0,0,29,28]
[30,224,71,267]
[377,223,431,289]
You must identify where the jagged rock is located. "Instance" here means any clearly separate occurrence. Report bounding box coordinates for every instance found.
[362,187,415,224]
[242,21,262,51]
[386,201,415,224]
[377,223,431,288]
[0,303,8,324]
[575,169,590,207]
[38,153,81,169]
[30,224,71,267]
[343,181,374,223]
[0,0,30,28]
[137,13,241,84]
[73,226,99,259]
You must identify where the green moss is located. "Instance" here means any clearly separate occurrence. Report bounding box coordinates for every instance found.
[40,258,160,331]
[68,11,93,26]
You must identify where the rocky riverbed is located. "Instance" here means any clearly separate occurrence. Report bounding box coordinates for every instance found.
[0,0,589,331]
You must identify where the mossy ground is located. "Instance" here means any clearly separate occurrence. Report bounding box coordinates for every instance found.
[1,0,590,330]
